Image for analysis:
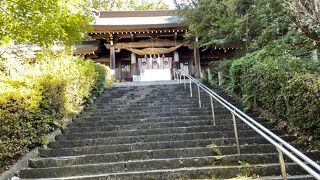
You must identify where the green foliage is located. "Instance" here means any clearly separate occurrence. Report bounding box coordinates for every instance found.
[178,0,242,47]
[206,30,320,143]
[0,53,112,170]
[0,0,92,46]
[204,60,233,89]
[177,0,318,50]
[238,160,250,166]
[284,0,320,44]
[229,53,320,140]
[0,81,41,160]
[281,74,320,137]
[207,144,221,155]
[189,0,320,148]
[230,52,259,95]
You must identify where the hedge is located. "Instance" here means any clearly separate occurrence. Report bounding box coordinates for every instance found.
[206,51,320,143]
[281,74,320,138]
[0,54,112,171]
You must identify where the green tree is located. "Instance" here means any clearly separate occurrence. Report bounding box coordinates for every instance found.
[177,0,241,47]
[176,0,291,50]
[0,0,93,47]
[91,0,169,11]
[284,0,320,44]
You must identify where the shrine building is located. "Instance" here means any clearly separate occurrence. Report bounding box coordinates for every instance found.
[74,10,241,82]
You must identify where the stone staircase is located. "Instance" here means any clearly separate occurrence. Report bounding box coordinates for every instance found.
[17,82,319,179]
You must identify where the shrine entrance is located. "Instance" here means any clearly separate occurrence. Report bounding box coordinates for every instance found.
[120,61,132,81]
[137,56,173,81]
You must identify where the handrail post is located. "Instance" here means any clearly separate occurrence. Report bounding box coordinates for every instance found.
[218,71,222,86]
[189,79,192,97]
[183,73,186,89]
[197,85,201,108]
[277,147,288,180]
[232,111,240,154]
[210,96,216,126]
[207,69,212,81]
[179,72,182,83]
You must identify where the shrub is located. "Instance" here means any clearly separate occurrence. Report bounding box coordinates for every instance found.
[281,74,320,139]
[229,52,260,95]
[208,44,320,145]
[207,60,233,87]
[0,53,112,170]
[90,63,113,102]
[0,79,41,164]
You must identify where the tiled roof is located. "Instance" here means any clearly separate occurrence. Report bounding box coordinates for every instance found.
[73,41,99,55]
[91,10,186,33]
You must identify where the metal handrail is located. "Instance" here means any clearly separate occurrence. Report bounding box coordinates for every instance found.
[173,69,320,179]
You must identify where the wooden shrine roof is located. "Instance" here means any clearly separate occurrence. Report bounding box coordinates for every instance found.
[98,10,177,18]
[73,41,99,55]
[91,10,187,33]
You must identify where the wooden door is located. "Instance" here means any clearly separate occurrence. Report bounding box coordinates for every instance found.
[120,61,132,81]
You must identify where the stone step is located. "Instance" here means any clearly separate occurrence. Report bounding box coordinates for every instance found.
[84,109,230,117]
[92,99,217,107]
[76,114,236,124]
[69,116,267,130]
[50,130,283,150]
[252,175,314,180]
[71,115,218,127]
[19,161,310,179]
[66,119,214,132]
[84,106,220,114]
[16,84,319,180]
[30,151,320,169]
[81,111,215,119]
[69,116,241,129]
[20,174,316,180]
[48,135,295,149]
[55,128,281,141]
[61,124,262,135]
[94,101,217,108]
[29,153,277,168]
[98,98,202,104]
[63,121,274,134]
[40,143,280,158]
[87,101,225,108]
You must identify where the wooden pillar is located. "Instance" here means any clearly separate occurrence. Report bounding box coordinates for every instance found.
[109,35,116,72]
[110,46,116,70]
[194,37,201,78]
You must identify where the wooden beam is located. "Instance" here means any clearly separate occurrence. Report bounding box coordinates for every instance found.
[91,25,187,34]
[105,40,188,49]
[91,31,186,40]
